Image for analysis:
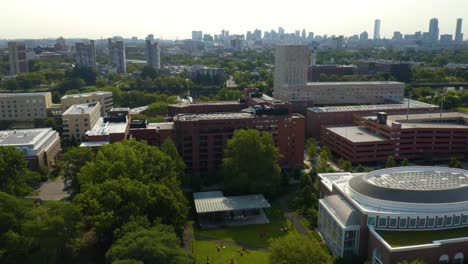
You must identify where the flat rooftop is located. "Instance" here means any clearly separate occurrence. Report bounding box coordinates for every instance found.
[61,91,112,99]
[170,101,240,107]
[326,126,387,142]
[309,99,437,113]
[0,128,54,146]
[0,92,50,97]
[305,81,403,86]
[377,228,468,247]
[174,112,253,122]
[86,118,127,136]
[193,191,271,214]
[147,122,174,130]
[62,103,99,115]
[365,112,468,129]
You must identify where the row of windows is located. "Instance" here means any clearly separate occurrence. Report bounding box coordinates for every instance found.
[368,215,468,229]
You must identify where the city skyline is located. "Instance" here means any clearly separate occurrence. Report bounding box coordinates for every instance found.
[2,0,468,40]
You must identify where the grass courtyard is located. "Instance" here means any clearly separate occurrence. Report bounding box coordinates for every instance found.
[191,240,269,264]
[377,227,468,247]
[194,217,296,248]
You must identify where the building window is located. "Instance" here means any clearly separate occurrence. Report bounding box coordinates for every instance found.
[427,218,435,227]
[418,218,426,228]
[453,253,464,264]
[409,218,417,228]
[368,217,376,226]
[436,217,444,227]
[389,218,397,228]
[399,218,407,228]
[453,216,461,225]
[378,217,387,228]
[445,216,453,226]
[439,254,449,264]
[463,215,468,225]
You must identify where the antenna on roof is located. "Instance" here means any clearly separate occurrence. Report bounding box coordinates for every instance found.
[406,93,411,120]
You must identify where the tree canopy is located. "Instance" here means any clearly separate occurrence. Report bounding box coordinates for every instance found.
[0,192,84,264]
[73,140,188,240]
[0,147,41,196]
[221,129,281,197]
[106,219,194,264]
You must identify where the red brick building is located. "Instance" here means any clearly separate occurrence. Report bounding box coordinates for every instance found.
[321,112,468,163]
[129,89,304,174]
[168,101,246,116]
[307,100,438,139]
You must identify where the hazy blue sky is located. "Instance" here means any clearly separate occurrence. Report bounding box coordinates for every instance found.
[2,0,467,39]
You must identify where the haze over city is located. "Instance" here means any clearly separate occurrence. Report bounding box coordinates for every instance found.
[2,0,468,39]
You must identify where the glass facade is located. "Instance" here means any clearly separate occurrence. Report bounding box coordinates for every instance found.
[318,202,360,257]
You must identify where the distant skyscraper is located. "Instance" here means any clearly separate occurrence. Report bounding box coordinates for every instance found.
[8,42,28,75]
[108,39,126,73]
[75,40,96,68]
[392,31,403,41]
[54,37,67,52]
[146,34,154,41]
[374,19,381,39]
[440,34,453,43]
[429,18,439,42]
[278,27,285,36]
[455,18,463,42]
[301,29,306,39]
[145,40,160,69]
[192,31,203,41]
[360,31,369,41]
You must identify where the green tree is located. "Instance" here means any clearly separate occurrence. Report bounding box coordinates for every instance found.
[106,222,194,264]
[319,146,332,172]
[385,156,396,168]
[306,138,318,159]
[269,234,329,264]
[449,157,462,168]
[221,129,281,197]
[401,159,409,166]
[160,138,186,184]
[0,192,85,264]
[0,147,41,196]
[52,147,95,191]
[141,65,158,80]
[74,140,188,240]
[338,158,353,172]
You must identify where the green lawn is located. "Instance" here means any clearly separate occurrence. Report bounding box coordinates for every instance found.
[192,239,269,264]
[378,227,468,247]
[457,107,468,113]
[195,218,295,248]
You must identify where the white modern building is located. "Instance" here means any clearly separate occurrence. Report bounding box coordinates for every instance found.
[318,166,468,263]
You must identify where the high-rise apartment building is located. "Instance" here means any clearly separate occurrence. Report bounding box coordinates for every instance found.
[0,92,52,120]
[61,91,113,116]
[374,19,381,39]
[62,102,101,142]
[108,39,126,73]
[192,31,203,41]
[8,42,28,75]
[145,40,161,69]
[429,18,439,42]
[455,18,464,42]
[273,45,309,101]
[75,40,96,68]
